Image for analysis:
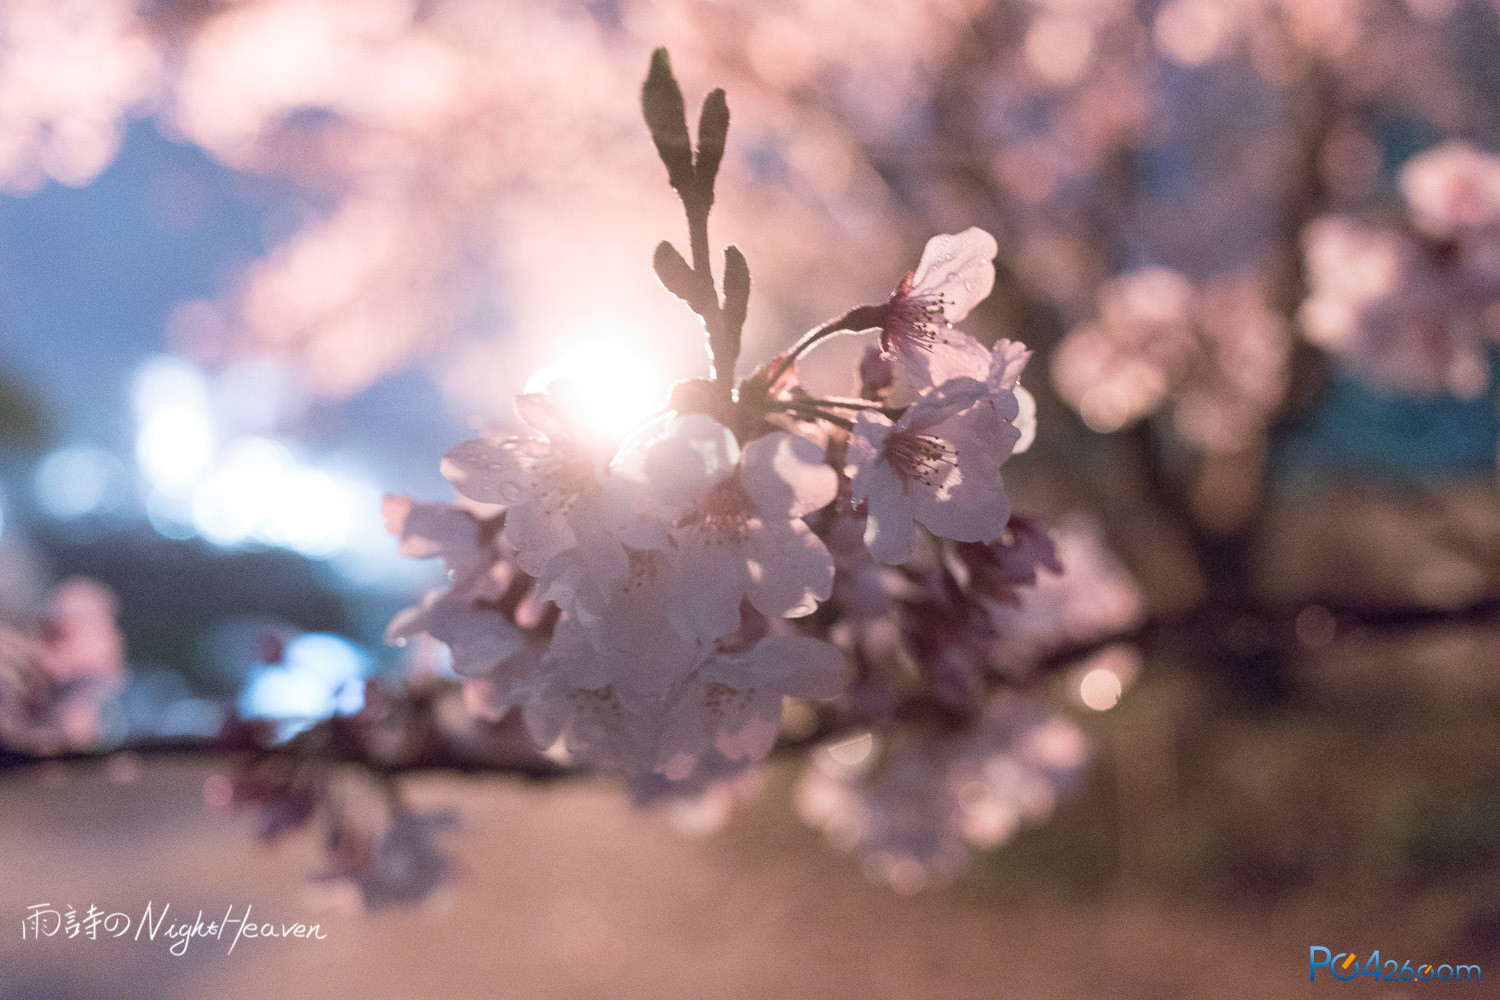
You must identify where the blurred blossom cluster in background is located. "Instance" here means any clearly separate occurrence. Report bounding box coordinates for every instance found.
[797,700,1090,893]
[1,3,1500,991]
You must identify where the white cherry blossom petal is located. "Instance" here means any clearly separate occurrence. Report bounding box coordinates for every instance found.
[890,328,992,402]
[533,491,632,608]
[937,396,1018,472]
[746,518,835,620]
[879,230,998,400]
[641,413,740,520]
[559,548,699,698]
[747,635,850,699]
[1013,385,1037,454]
[503,494,579,575]
[911,227,999,323]
[462,642,544,719]
[906,466,1012,543]
[668,522,754,643]
[908,402,1016,542]
[428,602,526,677]
[541,612,616,689]
[520,675,572,750]
[898,377,990,434]
[860,461,917,564]
[739,431,838,518]
[514,388,587,444]
[844,409,891,475]
[441,437,529,506]
[598,471,672,550]
[524,678,650,768]
[381,495,486,571]
[988,338,1032,390]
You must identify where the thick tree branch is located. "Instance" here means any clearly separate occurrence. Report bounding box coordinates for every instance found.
[5,595,1498,781]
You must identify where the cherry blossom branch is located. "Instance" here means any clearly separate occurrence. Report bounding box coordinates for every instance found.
[786,404,855,430]
[796,396,901,414]
[6,593,1498,781]
[764,304,888,391]
[0,705,569,781]
[642,48,746,397]
[780,396,903,430]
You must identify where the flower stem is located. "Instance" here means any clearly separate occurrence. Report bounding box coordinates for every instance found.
[785,402,856,430]
[798,396,903,417]
[685,203,735,393]
[766,303,887,389]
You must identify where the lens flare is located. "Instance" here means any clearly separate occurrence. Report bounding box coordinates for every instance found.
[524,331,669,442]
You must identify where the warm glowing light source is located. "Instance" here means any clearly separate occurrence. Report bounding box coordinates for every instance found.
[1073,643,1143,711]
[524,332,669,441]
[826,731,875,768]
[1079,668,1123,711]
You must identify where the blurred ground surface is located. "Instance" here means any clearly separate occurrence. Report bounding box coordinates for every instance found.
[0,758,1464,999]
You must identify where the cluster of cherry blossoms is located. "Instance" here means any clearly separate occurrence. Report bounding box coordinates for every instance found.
[793,515,1141,891]
[383,51,1083,811]
[1051,267,1290,451]
[1301,141,1500,400]
[388,267,1036,797]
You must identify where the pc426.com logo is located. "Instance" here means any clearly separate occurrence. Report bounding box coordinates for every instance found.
[1310,948,1481,984]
